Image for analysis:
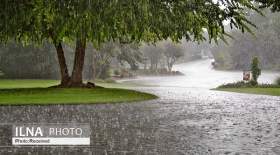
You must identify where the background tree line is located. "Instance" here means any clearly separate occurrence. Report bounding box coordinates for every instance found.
[211,10,280,71]
[0,40,205,79]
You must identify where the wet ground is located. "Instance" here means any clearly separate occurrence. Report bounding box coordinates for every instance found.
[0,59,280,155]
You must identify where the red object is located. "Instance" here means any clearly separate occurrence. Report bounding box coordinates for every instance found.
[243,71,251,81]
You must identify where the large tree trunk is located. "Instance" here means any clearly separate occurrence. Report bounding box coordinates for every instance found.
[70,38,86,87]
[49,30,71,87]
[54,42,71,86]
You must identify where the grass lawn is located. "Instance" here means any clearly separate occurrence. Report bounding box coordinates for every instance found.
[0,79,139,89]
[216,88,280,96]
[0,79,157,105]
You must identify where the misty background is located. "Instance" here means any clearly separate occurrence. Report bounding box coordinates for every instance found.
[0,9,279,80]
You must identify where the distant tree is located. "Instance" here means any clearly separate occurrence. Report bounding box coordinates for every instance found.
[116,43,143,71]
[141,45,163,70]
[0,42,59,79]
[164,43,184,72]
[90,42,117,80]
[275,77,280,85]
[251,57,261,84]
[89,41,144,79]
[212,10,280,70]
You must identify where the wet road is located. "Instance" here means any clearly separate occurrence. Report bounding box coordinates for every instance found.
[0,59,280,155]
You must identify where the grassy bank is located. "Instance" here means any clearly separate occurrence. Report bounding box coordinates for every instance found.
[0,79,157,105]
[215,81,280,96]
[0,79,140,89]
[216,88,280,96]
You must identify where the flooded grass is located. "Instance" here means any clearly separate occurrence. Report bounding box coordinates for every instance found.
[216,88,280,96]
[0,80,157,105]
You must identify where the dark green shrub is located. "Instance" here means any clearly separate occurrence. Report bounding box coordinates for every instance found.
[218,81,280,89]
[218,81,249,88]
[98,64,111,79]
[275,77,280,85]
[251,57,261,84]
[249,80,258,86]
[114,70,120,76]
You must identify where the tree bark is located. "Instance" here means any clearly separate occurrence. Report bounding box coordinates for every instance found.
[70,38,86,86]
[54,42,70,86]
[49,30,70,87]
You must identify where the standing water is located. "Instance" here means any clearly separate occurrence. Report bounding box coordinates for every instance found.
[0,59,280,154]
[120,59,280,88]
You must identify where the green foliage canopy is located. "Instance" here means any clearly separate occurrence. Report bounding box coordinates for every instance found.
[1,0,275,46]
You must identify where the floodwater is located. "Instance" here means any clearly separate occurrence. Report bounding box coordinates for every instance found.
[120,59,279,89]
[0,59,280,154]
